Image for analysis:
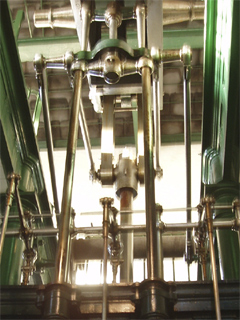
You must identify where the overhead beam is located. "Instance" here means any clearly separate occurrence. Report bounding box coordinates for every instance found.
[17,29,203,62]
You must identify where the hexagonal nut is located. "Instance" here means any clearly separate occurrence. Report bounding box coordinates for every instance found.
[201,196,215,205]
[100,197,114,207]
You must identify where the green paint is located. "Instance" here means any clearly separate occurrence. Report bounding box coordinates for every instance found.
[202,0,234,185]
[12,10,24,39]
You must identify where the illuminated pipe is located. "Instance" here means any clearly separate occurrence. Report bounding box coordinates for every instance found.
[34,7,76,29]
[202,197,221,320]
[2,219,236,238]
[33,1,204,29]
[55,70,83,284]
[0,174,17,263]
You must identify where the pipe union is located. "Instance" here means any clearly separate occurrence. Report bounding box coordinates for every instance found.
[138,56,153,74]
[104,1,122,27]
[180,45,192,66]
[103,53,121,84]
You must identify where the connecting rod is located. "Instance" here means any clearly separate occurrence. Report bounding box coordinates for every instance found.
[100,197,113,320]
[202,196,221,320]
[55,69,83,284]
[34,55,60,214]
[182,46,192,266]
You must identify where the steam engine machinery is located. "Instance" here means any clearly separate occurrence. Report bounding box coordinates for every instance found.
[0,0,239,319]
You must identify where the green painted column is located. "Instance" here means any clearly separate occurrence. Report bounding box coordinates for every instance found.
[214,193,239,280]
[0,206,24,285]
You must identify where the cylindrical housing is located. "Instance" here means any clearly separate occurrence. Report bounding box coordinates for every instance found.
[115,155,138,198]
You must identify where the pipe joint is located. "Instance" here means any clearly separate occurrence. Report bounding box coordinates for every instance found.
[138,56,153,74]
[71,60,88,76]
[135,2,146,18]
[104,1,122,28]
[180,45,192,66]
[34,53,45,75]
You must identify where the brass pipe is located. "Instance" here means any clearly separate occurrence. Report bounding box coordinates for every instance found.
[55,70,83,284]
[202,196,221,320]
[141,64,158,280]
[0,174,17,262]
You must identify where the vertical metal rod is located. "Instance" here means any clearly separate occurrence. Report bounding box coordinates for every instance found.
[109,18,118,39]
[55,70,82,284]
[0,174,16,263]
[39,68,60,213]
[172,257,175,282]
[80,1,92,51]
[136,1,146,48]
[153,68,163,178]
[156,204,164,279]
[141,66,158,280]
[100,198,113,320]
[14,178,27,232]
[79,99,96,179]
[183,64,192,264]
[204,197,221,320]
[120,189,133,283]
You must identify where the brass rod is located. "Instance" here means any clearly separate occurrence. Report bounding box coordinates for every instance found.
[0,174,16,262]
[142,66,158,280]
[204,198,221,320]
[55,70,82,284]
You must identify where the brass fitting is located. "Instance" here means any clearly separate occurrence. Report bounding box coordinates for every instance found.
[104,1,122,28]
